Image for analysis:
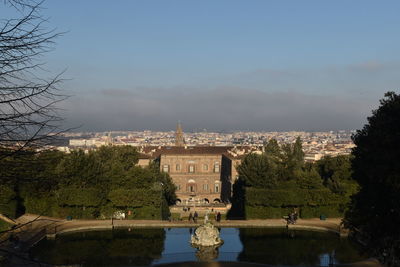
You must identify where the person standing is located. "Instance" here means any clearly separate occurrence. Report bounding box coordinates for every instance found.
[216,212,221,222]
[193,211,198,223]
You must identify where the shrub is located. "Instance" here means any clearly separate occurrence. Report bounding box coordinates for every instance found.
[0,185,17,218]
[24,195,56,216]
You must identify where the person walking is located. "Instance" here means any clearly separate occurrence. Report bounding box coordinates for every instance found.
[188,212,193,222]
[193,211,198,223]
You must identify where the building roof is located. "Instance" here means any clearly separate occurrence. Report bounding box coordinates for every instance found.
[137,145,262,159]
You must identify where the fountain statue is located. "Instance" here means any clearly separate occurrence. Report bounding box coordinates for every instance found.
[190,222,224,247]
[190,216,224,261]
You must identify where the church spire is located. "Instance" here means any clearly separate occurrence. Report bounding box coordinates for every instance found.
[175,121,185,147]
[106,131,113,146]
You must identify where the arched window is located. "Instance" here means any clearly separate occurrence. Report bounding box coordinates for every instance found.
[214,181,220,193]
[187,179,196,193]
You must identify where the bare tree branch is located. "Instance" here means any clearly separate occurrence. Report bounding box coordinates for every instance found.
[0,0,67,160]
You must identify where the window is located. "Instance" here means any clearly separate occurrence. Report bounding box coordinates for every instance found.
[214,183,220,193]
[203,184,209,191]
[214,162,220,173]
[162,164,169,173]
[176,164,181,171]
[187,179,196,193]
[177,185,181,191]
[189,165,195,173]
[203,164,208,171]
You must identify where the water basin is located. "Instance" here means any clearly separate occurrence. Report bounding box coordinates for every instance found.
[29,227,369,266]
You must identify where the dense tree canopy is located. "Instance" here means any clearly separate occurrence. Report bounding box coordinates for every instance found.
[229,137,357,219]
[345,92,400,266]
[0,146,176,220]
[237,153,277,188]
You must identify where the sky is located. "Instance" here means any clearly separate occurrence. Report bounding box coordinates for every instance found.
[3,0,400,132]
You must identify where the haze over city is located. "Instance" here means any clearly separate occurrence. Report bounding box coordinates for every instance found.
[3,0,400,131]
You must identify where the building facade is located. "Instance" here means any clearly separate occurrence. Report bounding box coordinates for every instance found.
[159,148,230,205]
[138,145,261,206]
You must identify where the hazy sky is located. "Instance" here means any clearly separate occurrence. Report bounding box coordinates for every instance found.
[3,0,400,131]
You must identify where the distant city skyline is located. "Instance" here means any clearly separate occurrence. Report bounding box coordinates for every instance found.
[3,1,399,131]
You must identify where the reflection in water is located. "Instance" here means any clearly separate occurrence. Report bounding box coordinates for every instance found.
[195,245,220,262]
[29,228,368,266]
[238,228,366,266]
[29,229,165,266]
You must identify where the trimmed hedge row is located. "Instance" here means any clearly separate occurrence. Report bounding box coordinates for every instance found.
[245,205,343,219]
[299,205,343,218]
[22,189,167,220]
[57,188,104,207]
[244,187,347,219]
[108,189,162,207]
[245,206,293,219]
[24,195,56,216]
[246,188,344,207]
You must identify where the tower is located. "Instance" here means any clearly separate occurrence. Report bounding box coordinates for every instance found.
[175,122,185,147]
[106,131,113,146]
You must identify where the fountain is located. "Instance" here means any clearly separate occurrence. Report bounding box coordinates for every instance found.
[190,218,224,261]
[190,222,224,247]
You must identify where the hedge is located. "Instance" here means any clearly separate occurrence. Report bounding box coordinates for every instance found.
[245,205,343,219]
[245,188,344,207]
[300,205,344,218]
[244,187,347,219]
[54,206,99,219]
[0,200,17,219]
[24,195,57,216]
[245,206,293,219]
[108,189,162,207]
[57,187,104,207]
[0,185,17,218]
[129,206,161,219]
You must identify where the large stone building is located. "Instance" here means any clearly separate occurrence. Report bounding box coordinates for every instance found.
[160,146,231,205]
[139,145,260,206]
[137,124,262,206]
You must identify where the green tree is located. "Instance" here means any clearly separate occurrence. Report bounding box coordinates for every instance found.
[293,137,305,167]
[345,92,400,266]
[317,155,355,195]
[264,139,281,159]
[237,153,278,188]
[279,137,304,180]
[295,167,324,190]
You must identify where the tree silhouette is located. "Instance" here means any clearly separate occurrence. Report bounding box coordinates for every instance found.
[345,92,400,266]
[0,0,65,160]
